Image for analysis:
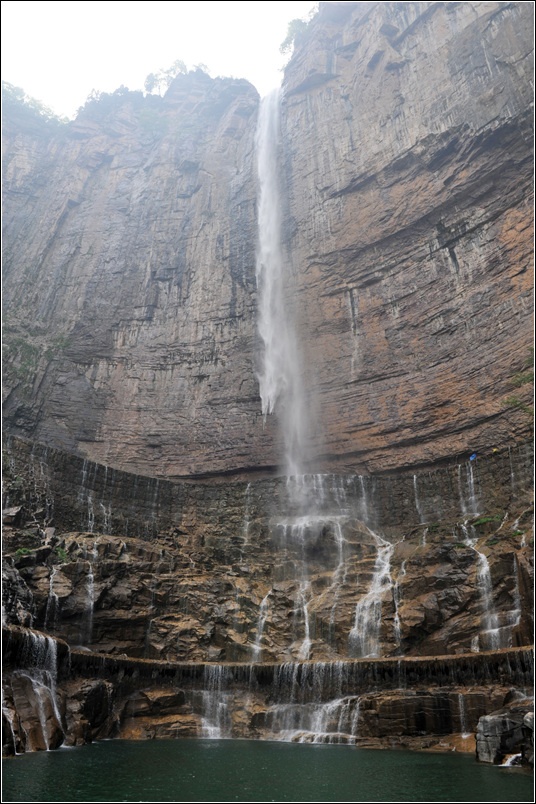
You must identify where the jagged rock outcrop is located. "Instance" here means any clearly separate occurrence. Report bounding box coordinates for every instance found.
[2,2,533,477]
[476,696,534,764]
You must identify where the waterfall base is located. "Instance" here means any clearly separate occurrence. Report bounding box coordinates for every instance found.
[2,626,534,761]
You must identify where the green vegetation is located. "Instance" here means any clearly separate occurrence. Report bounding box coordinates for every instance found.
[44,334,71,361]
[280,6,319,56]
[472,515,502,526]
[14,547,34,559]
[144,59,188,95]
[504,395,533,416]
[55,547,68,563]
[3,336,41,381]
[503,349,534,415]
[2,81,68,126]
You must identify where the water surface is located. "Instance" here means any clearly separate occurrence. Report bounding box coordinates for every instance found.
[2,739,533,803]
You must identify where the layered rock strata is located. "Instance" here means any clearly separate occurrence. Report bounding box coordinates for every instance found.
[2,1,533,477]
[2,626,533,753]
[3,437,533,663]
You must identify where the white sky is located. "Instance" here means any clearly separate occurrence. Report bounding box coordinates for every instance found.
[2,1,318,119]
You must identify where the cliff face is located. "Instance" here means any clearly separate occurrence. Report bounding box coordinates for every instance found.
[281,0,533,473]
[3,1,533,478]
[3,72,269,478]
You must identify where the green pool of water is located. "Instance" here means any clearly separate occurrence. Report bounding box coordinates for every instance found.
[2,739,533,803]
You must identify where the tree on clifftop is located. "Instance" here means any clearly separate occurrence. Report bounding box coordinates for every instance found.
[144,59,187,95]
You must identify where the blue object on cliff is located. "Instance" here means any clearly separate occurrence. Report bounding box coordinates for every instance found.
[469,453,477,461]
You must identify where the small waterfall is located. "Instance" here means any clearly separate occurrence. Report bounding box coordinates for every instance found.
[413,474,426,523]
[43,567,60,632]
[297,583,312,661]
[264,661,361,743]
[242,482,252,544]
[462,523,505,650]
[393,559,407,654]
[457,461,480,517]
[2,689,19,755]
[80,543,97,646]
[99,502,112,534]
[200,665,232,738]
[251,591,272,662]
[14,632,65,751]
[348,527,394,658]
[264,695,361,744]
[458,693,471,738]
[328,520,349,639]
[87,494,95,533]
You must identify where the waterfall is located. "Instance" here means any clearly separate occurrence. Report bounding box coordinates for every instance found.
[255,88,307,478]
[254,91,399,663]
[413,474,426,523]
[12,632,65,751]
[461,523,508,650]
[348,527,395,657]
[79,543,97,646]
[242,482,252,544]
[252,591,271,662]
[43,567,60,632]
[458,693,471,738]
[200,665,233,738]
[457,461,480,517]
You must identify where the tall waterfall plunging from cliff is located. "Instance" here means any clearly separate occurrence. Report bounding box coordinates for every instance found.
[253,91,398,663]
[255,89,308,477]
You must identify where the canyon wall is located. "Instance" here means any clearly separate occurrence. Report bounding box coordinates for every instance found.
[2,0,534,760]
[3,1,533,477]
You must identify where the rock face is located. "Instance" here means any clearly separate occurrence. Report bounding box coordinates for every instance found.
[281,0,534,473]
[2,437,533,664]
[2,625,533,753]
[476,697,534,764]
[2,2,533,477]
[3,71,267,478]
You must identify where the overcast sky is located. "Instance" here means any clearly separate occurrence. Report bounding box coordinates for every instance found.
[2,1,318,119]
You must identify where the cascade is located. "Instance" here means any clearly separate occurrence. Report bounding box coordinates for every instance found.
[251,591,271,662]
[461,523,514,651]
[458,693,471,738]
[200,665,233,738]
[43,567,60,632]
[79,542,97,646]
[457,461,480,518]
[9,631,65,751]
[242,482,252,544]
[348,526,395,658]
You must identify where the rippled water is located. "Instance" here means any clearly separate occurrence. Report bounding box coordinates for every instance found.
[2,739,533,803]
